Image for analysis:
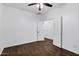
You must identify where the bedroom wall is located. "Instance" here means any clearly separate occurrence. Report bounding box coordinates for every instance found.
[0,4,42,54]
[44,3,79,54]
[2,5,40,47]
[0,4,4,54]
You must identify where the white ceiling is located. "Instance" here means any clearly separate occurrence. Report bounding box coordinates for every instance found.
[3,3,66,14]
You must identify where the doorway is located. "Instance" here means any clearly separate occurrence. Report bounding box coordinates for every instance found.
[37,17,62,48]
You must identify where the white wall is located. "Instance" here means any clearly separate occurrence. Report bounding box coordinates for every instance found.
[44,3,79,54]
[0,4,42,54]
[62,4,79,54]
[2,5,40,47]
[0,4,4,54]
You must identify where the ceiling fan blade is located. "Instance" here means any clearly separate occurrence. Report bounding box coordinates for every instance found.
[44,3,53,7]
[28,3,37,6]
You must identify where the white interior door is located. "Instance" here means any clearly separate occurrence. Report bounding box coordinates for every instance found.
[37,20,54,40]
[43,20,54,39]
[37,22,44,40]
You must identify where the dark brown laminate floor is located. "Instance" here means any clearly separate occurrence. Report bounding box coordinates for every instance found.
[1,38,79,56]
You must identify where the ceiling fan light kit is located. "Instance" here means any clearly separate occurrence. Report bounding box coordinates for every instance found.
[27,3,53,11]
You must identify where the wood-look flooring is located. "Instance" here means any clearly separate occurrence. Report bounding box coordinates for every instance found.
[1,38,79,56]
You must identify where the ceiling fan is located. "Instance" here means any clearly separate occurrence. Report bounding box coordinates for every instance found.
[27,3,53,11]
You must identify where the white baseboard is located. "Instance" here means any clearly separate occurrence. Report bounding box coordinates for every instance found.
[0,48,4,55]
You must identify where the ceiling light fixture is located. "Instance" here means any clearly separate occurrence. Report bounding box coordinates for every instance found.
[28,3,53,11]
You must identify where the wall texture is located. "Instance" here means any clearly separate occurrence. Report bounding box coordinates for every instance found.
[0,4,3,54]
[0,4,41,54]
[2,5,40,46]
[44,3,79,54]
